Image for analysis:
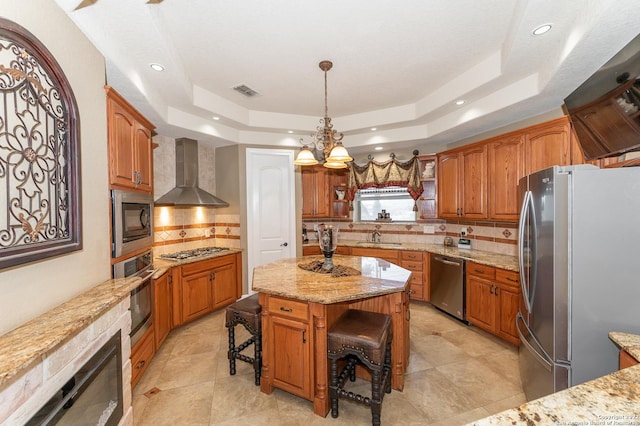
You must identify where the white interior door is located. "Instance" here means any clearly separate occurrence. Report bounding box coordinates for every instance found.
[246,148,295,293]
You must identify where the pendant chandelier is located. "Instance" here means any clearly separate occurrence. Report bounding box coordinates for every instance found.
[293,60,352,169]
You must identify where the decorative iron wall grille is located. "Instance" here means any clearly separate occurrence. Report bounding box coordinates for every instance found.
[0,18,81,269]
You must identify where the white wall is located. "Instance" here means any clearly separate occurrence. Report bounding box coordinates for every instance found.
[0,0,110,334]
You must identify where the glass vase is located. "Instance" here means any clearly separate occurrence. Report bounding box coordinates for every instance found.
[316,224,339,271]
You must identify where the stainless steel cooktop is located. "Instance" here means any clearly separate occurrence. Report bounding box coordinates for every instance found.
[159,246,230,261]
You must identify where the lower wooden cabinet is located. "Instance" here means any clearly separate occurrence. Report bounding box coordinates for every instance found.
[619,349,639,370]
[153,271,172,349]
[399,250,430,302]
[131,326,155,387]
[173,252,242,327]
[466,262,520,345]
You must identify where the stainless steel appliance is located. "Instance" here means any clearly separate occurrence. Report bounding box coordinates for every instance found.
[429,255,465,321]
[517,165,640,401]
[111,189,153,258]
[113,250,155,347]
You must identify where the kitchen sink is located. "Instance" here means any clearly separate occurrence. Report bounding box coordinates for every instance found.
[354,242,403,248]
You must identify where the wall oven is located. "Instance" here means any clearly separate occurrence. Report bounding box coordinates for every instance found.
[111,189,153,258]
[113,250,155,348]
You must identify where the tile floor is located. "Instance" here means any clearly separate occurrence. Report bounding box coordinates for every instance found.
[132,301,526,425]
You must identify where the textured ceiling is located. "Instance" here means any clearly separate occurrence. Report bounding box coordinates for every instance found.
[53,0,640,155]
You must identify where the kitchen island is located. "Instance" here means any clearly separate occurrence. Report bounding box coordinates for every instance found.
[252,255,412,417]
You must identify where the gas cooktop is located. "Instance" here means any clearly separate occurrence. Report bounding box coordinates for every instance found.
[159,246,230,261]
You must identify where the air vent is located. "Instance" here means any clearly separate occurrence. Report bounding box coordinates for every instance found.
[232,84,259,97]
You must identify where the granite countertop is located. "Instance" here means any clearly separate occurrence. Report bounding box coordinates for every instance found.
[610,332,640,361]
[252,255,411,304]
[470,332,640,425]
[0,276,140,389]
[153,248,243,279]
[310,241,519,272]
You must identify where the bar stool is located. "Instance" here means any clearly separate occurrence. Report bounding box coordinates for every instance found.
[327,309,393,426]
[225,294,262,385]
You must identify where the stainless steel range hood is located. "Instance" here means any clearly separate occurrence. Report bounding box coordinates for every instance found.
[154,138,229,207]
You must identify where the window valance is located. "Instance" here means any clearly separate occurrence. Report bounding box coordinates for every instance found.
[346,152,423,211]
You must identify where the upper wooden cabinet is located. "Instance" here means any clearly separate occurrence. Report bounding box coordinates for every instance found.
[488,134,526,222]
[437,144,488,219]
[417,155,438,219]
[524,118,572,175]
[106,86,155,193]
[301,165,348,218]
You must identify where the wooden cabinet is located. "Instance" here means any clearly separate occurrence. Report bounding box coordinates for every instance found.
[131,326,155,387]
[302,245,350,256]
[106,86,155,193]
[619,349,639,370]
[399,250,430,302]
[466,262,520,345]
[264,296,312,399]
[153,271,172,349]
[350,247,399,263]
[437,144,488,219]
[525,118,572,175]
[488,134,526,221]
[417,155,438,219]
[174,253,241,326]
[301,165,349,218]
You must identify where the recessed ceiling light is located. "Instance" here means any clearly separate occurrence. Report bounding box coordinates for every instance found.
[212,116,220,121]
[455,100,465,106]
[371,128,377,131]
[149,63,165,72]
[287,130,294,134]
[374,146,383,151]
[532,24,552,36]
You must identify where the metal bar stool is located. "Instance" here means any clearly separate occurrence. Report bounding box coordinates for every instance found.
[328,309,393,426]
[225,294,262,385]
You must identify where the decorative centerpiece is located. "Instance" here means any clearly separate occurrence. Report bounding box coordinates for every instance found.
[316,224,338,271]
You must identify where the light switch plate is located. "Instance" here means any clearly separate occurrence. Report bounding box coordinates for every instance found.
[423,225,435,234]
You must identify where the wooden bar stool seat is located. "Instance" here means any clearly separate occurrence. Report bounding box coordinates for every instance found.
[328,309,393,426]
[225,293,262,385]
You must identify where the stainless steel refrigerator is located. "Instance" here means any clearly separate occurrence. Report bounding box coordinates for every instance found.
[517,164,640,401]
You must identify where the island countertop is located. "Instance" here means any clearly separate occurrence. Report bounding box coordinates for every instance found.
[251,255,411,304]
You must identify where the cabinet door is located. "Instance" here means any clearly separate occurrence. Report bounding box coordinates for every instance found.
[466,274,496,333]
[153,272,172,349]
[496,283,520,345]
[301,166,330,218]
[525,119,571,175]
[108,98,136,189]
[181,271,213,323]
[212,261,238,309]
[134,123,153,192]
[270,315,311,399]
[460,145,488,219]
[437,152,460,218]
[488,134,525,221]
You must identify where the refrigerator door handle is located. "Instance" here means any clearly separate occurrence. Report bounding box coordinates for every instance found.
[518,190,534,313]
[516,312,552,372]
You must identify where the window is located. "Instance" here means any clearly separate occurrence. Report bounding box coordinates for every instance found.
[354,187,417,222]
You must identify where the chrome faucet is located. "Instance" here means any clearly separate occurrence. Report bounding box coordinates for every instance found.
[372,230,382,243]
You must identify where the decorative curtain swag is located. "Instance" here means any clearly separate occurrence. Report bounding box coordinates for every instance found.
[346,151,423,211]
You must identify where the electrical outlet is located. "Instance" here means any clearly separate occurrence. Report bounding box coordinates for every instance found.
[205,228,211,238]
[423,225,435,234]
[460,227,467,236]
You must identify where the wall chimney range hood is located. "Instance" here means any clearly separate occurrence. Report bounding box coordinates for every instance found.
[154,138,229,207]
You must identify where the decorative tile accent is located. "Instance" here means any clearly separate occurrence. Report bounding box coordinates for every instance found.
[467,226,474,235]
[225,227,231,235]
[405,225,413,231]
[502,229,512,238]
[179,230,187,238]
[439,224,446,231]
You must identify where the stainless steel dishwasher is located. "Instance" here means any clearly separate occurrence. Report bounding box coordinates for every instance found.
[429,255,465,321]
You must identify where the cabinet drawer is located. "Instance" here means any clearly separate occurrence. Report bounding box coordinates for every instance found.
[401,251,423,262]
[400,260,423,272]
[268,296,309,322]
[409,284,423,300]
[350,247,399,262]
[181,255,233,277]
[467,262,495,279]
[496,268,520,288]
[302,245,321,256]
[131,328,154,386]
[408,271,423,285]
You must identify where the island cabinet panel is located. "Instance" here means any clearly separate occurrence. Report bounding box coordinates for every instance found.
[619,349,639,370]
[173,253,241,326]
[466,262,521,345]
[270,316,312,398]
[153,271,173,349]
[349,247,399,263]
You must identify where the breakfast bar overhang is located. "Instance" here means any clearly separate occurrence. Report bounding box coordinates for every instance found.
[252,255,412,417]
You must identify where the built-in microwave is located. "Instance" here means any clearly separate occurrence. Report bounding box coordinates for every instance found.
[111,189,154,258]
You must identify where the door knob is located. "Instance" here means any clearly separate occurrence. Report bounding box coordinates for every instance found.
[280,242,288,247]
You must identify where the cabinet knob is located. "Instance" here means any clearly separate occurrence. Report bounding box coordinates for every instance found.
[136,360,145,370]
[489,284,495,295]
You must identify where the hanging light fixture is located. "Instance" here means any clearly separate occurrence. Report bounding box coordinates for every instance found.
[293,60,352,168]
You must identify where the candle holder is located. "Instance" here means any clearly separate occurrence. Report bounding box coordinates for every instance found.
[316,224,339,271]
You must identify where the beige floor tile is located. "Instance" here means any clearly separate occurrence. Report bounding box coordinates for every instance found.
[482,393,527,415]
[136,381,214,426]
[155,351,219,390]
[209,373,279,423]
[429,407,490,426]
